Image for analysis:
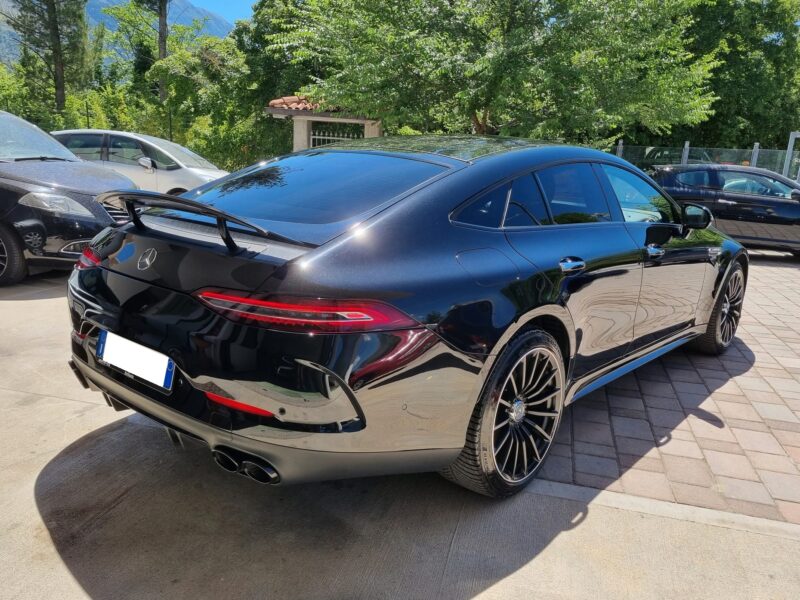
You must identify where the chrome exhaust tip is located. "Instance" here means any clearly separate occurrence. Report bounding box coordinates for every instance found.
[240,460,280,484]
[211,449,240,473]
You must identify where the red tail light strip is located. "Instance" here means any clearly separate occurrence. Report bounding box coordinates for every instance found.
[196,290,418,333]
[204,391,274,417]
[75,247,101,270]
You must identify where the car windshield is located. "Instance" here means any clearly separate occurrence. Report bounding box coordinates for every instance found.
[138,134,218,169]
[0,113,78,161]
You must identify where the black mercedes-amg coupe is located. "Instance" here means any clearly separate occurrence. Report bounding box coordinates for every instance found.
[67,136,748,497]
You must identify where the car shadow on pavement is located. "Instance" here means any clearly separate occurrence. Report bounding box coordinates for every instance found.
[33,343,757,598]
[34,414,593,599]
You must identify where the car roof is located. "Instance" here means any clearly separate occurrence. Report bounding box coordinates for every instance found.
[325,135,560,162]
[51,128,152,141]
[319,135,629,171]
[655,163,790,178]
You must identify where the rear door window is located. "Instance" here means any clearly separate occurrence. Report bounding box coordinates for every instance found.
[675,170,711,187]
[194,151,446,224]
[535,163,612,224]
[63,133,103,161]
[504,174,551,227]
[452,183,509,228]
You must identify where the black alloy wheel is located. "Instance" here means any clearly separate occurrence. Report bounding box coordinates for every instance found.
[0,223,27,286]
[718,268,745,347]
[441,329,565,497]
[692,262,746,355]
[492,347,561,483]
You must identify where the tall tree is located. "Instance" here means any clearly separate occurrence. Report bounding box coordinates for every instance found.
[274,0,717,142]
[0,0,88,112]
[134,0,172,101]
[665,0,800,148]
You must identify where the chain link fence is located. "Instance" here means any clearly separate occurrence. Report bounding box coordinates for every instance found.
[614,141,800,180]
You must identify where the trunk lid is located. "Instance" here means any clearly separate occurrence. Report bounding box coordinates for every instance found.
[97,215,309,293]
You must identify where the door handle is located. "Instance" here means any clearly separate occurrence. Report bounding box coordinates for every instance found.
[718,199,737,205]
[646,244,665,259]
[559,257,586,273]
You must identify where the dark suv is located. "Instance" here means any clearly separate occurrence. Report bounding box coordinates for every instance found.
[0,111,133,285]
[653,164,800,255]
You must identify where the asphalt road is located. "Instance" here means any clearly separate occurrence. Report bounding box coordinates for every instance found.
[1,270,799,600]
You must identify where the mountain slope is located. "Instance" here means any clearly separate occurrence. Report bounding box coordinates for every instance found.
[0,0,233,64]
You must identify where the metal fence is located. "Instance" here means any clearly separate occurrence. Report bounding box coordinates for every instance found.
[310,124,364,148]
[614,139,800,180]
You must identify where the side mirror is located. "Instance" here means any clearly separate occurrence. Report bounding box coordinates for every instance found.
[138,156,154,171]
[682,203,713,230]
[791,189,800,202]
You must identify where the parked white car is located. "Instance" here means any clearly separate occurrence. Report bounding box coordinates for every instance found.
[51,129,228,195]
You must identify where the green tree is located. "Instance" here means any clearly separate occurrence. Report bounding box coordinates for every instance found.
[664,0,800,147]
[274,0,717,142]
[133,0,173,101]
[0,0,88,112]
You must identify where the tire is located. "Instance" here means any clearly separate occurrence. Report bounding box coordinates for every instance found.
[440,329,565,498]
[691,262,745,355]
[0,222,27,286]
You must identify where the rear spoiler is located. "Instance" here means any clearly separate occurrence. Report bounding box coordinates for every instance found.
[96,190,313,252]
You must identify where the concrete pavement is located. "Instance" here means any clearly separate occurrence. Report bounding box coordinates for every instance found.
[1,258,800,599]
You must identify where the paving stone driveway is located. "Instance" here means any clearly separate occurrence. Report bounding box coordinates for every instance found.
[542,251,800,524]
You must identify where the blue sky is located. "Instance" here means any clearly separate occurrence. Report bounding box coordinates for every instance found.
[190,0,254,24]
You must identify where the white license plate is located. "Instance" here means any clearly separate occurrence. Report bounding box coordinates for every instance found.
[96,330,175,390]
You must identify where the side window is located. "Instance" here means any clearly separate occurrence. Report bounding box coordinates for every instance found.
[601,164,679,224]
[142,142,178,169]
[675,170,711,187]
[63,133,103,161]
[717,171,793,199]
[504,174,552,227]
[535,163,611,224]
[109,135,145,165]
[453,183,509,228]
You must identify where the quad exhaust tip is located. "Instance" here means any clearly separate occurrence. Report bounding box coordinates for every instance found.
[211,447,280,484]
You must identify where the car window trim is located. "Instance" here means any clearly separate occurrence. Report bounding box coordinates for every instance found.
[451,158,633,231]
[501,172,554,228]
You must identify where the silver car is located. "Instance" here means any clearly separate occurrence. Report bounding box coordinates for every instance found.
[51,129,228,195]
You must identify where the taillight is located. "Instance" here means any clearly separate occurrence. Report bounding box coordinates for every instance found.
[196,290,419,333]
[204,391,274,417]
[75,247,101,270]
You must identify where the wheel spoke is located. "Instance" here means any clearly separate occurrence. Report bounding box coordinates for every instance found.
[524,418,553,441]
[525,387,557,407]
[494,419,509,431]
[523,426,542,462]
[521,433,529,475]
[523,361,549,396]
[494,430,511,455]
[526,409,558,418]
[508,372,519,397]
[511,432,520,478]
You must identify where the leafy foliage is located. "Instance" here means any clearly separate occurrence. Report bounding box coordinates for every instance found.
[273,0,718,143]
[1,0,799,171]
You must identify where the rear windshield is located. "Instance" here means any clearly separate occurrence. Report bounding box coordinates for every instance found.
[191,151,446,224]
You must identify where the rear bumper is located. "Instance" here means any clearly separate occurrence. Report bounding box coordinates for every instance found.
[70,356,460,484]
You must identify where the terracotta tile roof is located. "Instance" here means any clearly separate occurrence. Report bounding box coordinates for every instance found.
[267,95,320,111]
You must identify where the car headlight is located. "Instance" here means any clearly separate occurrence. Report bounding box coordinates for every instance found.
[18,192,94,218]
